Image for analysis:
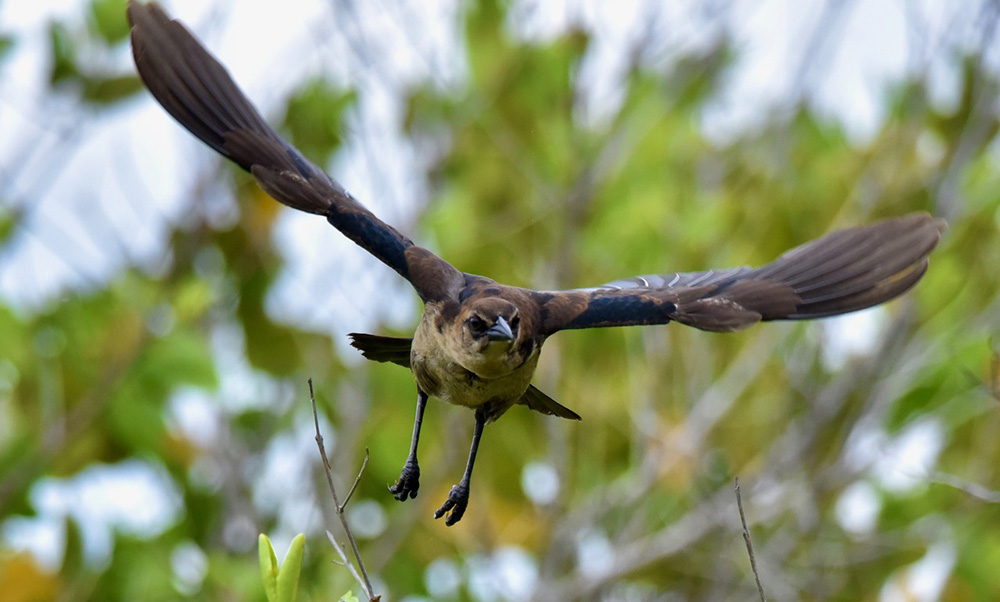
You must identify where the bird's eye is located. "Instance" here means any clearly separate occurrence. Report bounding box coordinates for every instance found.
[510,315,520,329]
[468,316,485,333]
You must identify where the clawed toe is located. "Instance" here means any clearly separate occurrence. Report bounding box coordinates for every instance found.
[389,461,420,501]
[434,483,470,526]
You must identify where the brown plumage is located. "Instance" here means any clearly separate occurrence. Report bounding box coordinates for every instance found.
[127,1,946,525]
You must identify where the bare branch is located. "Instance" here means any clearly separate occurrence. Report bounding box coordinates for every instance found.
[341,448,370,513]
[326,530,365,582]
[735,478,767,602]
[309,379,381,602]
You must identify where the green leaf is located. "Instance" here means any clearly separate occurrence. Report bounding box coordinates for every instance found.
[89,0,130,45]
[0,205,20,246]
[141,329,217,389]
[61,516,85,580]
[340,591,360,602]
[238,270,302,375]
[106,379,168,454]
[0,35,14,65]
[81,74,143,104]
[275,533,305,602]
[48,21,78,85]
[259,533,305,602]
[259,534,279,602]
[283,79,355,165]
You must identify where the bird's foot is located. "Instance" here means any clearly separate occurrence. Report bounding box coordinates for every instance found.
[389,460,420,501]
[433,483,470,526]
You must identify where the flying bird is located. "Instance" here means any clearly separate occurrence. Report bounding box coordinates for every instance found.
[127,1,945,526]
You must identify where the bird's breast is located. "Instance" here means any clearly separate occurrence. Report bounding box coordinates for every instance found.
[410,318,538,421]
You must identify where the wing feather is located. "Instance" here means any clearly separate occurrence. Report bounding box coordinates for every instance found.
[533,213,945,334]
[128,1,462,303]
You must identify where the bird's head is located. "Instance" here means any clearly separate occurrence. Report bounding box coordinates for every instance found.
[450,298,524,377]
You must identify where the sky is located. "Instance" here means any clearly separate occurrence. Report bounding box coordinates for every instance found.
[0,0,986,599]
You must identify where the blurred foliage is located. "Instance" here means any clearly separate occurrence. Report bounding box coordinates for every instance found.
[2,0,1000,601]
[47,2,142,103]
[0,36,13,64]
[88,0,130,45]
[283,78,356,168]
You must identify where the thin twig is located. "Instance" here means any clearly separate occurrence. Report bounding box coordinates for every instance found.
[309,379,380,602]
[326,530,365,583]
[341,448,370,513]
[735,478,767,602]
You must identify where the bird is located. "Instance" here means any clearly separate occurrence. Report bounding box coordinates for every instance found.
[127,1,946,526]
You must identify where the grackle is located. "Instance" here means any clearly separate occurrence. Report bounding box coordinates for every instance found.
[127,1,945,525]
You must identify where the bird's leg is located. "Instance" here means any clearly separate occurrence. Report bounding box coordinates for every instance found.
[434,408,486,526]
[389,389,427,501]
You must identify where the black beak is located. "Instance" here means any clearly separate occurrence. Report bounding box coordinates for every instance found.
[486,316,514,342]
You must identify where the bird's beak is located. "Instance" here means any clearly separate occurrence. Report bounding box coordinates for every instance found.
[486,316,514,342]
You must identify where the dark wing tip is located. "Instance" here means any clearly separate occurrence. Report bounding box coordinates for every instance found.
[782,212,945,319]
[128,1,464,302]
[534,212,946,334]
[127,0,286,172]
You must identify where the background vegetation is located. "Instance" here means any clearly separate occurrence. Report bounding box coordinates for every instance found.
[2,0,999,600]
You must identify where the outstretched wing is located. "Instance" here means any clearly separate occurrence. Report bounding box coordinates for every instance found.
[127,1,463,303]
[531,213,945,335]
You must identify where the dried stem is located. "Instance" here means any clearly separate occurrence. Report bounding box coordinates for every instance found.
[309,379,380,602]
[341,448,370,513]
[735,478,767,602]
[326,530,367,587]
